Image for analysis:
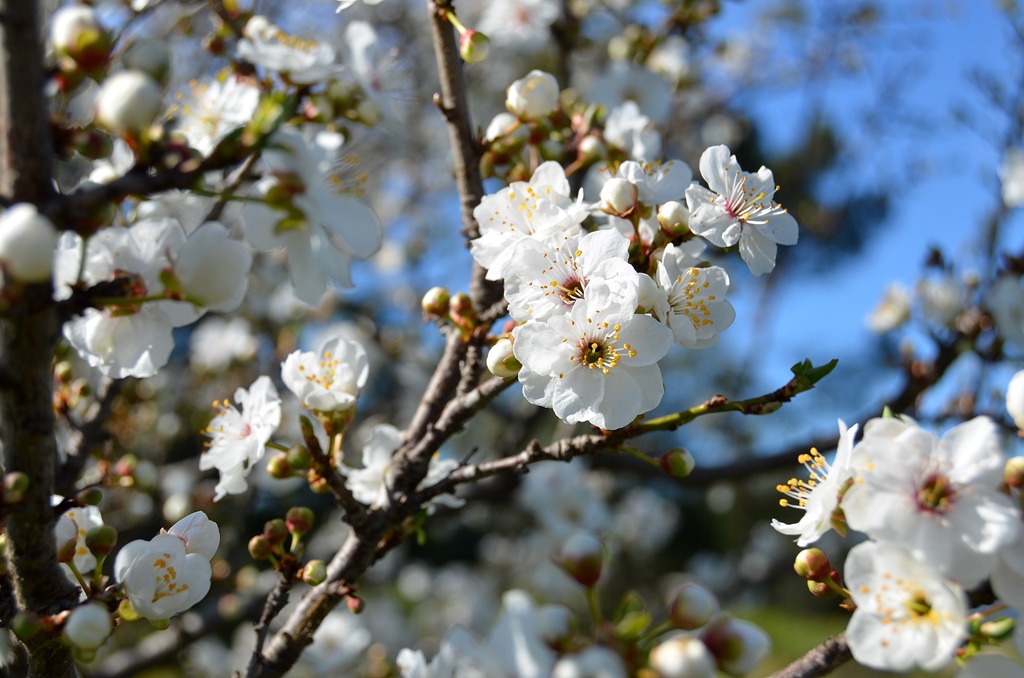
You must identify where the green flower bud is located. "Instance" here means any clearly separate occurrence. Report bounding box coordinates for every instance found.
[248,535,272,560]
[302,559,327,586]
[660,448,695,477]
[263,519,288,545]
[85,526,117,558]
[285,507,315,537]
[459,29,490,64]
[793,548,832,582]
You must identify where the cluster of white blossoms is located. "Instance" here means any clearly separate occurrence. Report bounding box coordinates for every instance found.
[772,414,1024,672]
[203,334,459,507]
[476,70,798,429]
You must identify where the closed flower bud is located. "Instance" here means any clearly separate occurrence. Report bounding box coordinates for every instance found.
[485,112,527,148]
[577,135,606,163]
[63,603,112,651]
[301,559,327,586]
[537,604,573,645]
[649,634,717,678]
[506,70,559,121]
[94,70,162,134]
[51,6,112,72]
[175,222,251,312]
[486,338,521,378]
[1005,457,1024,489]
[248,535,272,560]
[793,548,832,582]
[658,201,690,236]
[1007,370,1024,430]
[85,525,117,558]
[285,507,315,537]
[122,39,172,86]
[0,204,58,283]
[660,448,695,478]
[75,487,104,507]
[449,292,477,330]
[286,444,312,471]
[346,595,364,614]
[558,531,603,588]
[599,177,638,216]
[12,611,44,640]
[669,582,719,630]
[2,472,29,504]
[263,518,288,545]
[266,453,292,479]
[422,286,451,316]
[701,617,771,677]
[459,29,490,64]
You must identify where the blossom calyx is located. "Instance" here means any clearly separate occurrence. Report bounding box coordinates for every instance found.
[1005,456,1024,489]
[506,70,559,121]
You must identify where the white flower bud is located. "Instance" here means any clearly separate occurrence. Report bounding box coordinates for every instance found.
[63,603,112,650]
[175,222,251,312]
[658,201,689,231]
[701,617,771,677]
[506,70,559,121]
[578,135,606,163]
[599,177,638,216]
[94,70,163,134]
[486,338,521,378]
[0,204,58,283]
[537,604,572,644]
[559,531,603,587]
[51,6,111,70]
[1007,370,1024,430]
[122,39,172,86]
[649,634,717,678]
[669,582,719,630]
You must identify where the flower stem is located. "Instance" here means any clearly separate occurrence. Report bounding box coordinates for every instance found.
[584,586,602,638]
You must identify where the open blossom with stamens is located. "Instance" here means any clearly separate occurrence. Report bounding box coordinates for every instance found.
[651,244,735,349]
[281,336,369,412]
[56,506,104,576]
[771,421,858,547]
[844,541,967,672]
[841,416,1020,587]
[173,76,260,156]
[114,532,215,621]
[237,16,337,84]
[512,280,673,430]
[503,229,638,322]
[201,376,282,501]
[685,145,798,276]
[243,127,383,305]
[470,161,587,281]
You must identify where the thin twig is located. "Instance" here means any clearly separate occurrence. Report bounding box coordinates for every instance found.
[768,634,851,678]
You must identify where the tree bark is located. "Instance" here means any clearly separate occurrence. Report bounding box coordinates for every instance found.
[0,0,81,675]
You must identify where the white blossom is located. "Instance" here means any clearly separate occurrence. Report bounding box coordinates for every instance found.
[771,421,858,547]
[651,246,735,349]
[237,16,337,84]
[503,228,638,322]
[999,147,1024,208]
[244,127,383,305]
[604,101,661,161]
[94,70,163,133]
[477,0,558,51]
[190,316,259,373]
[63,603,112,650]
[1007,370,1024,430]
[281,336,368,412]
[844,541,967,672]
[551,646,627,678]
[686,145,798,276]
[842,416,1020,587]
[201,376,282,501]
[114,533,213,621]
[174,76,261,156]
[513,280,673,429]
[174,222,251,315]
[57,505,104,576]
[588,61,673,124]
[166,511,221,560]
[865,282,911,332]
[345,424,461,509]
[506,70,559,121]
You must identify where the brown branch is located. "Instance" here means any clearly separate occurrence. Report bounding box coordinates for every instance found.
[768,634,851,678]
[245,571,296,677]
